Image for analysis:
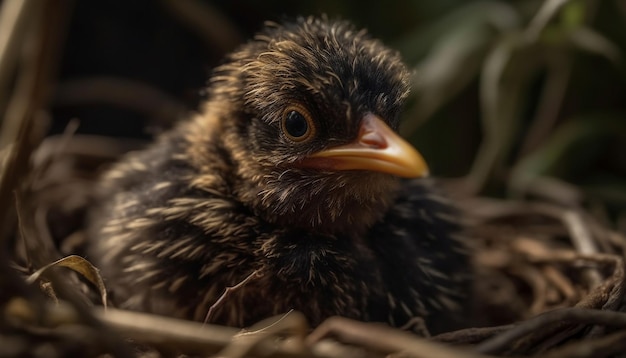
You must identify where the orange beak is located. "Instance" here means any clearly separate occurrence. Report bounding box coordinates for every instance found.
[301,113,429,178]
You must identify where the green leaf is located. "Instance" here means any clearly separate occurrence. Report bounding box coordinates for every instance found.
[561,0,586,29]
[466,35,546,193]
[396,1,521,62]
[567,26,622,65]
[510,114,626,194]
[401,23,494,135]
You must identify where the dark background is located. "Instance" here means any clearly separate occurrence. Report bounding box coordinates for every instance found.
[53,1,466,138]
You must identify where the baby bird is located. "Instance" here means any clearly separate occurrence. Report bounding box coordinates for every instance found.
[88,16,470,333]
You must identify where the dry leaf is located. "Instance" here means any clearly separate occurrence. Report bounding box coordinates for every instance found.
[26,255,107,308]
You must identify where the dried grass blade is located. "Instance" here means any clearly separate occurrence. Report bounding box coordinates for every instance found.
[26,254,108,308]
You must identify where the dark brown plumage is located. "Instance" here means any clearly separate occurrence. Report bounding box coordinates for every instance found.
[87,16,471,333]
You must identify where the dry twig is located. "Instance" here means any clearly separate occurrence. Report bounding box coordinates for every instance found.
[204,270,262,325]
[476,308,626,355]
[308,316,489,358]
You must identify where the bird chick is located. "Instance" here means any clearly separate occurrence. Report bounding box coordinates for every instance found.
[88,16,471,333]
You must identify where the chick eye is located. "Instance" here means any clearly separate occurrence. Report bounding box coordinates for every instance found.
[281,105,315,142]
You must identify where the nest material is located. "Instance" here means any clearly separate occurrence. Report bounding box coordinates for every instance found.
[2,1,626,357]
[2,132,626,358]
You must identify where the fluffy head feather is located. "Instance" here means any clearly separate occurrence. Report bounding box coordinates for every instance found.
[186,17,412,234]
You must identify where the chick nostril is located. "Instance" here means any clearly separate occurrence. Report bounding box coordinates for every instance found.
[360,131,387,149]
[358,113,390,149]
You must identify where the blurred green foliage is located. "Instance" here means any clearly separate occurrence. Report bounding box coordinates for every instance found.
[369,1,620,212]
[238,0,626,220]
[405,1,626,209]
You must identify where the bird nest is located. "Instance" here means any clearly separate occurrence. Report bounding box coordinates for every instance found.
[2,131,626,358]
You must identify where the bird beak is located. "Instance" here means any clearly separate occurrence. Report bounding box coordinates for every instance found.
[302,113,429,178]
